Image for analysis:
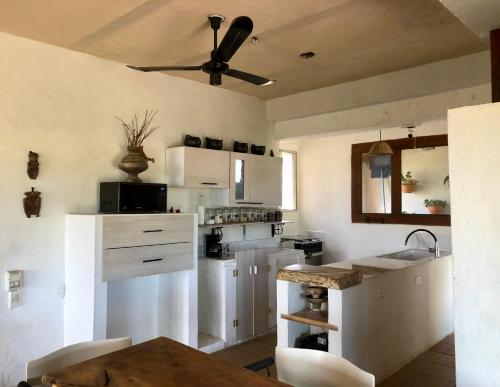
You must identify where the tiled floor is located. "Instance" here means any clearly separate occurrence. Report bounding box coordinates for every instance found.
[213,332,455,386]
[212,333,278,379]
[377,334,455,387]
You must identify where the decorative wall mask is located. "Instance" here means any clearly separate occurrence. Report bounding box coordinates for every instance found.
[27,151,39,179]
[23,187,41,218]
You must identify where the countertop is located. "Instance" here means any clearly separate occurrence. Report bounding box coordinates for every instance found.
[324,251,452,278]
[276,250,452,288]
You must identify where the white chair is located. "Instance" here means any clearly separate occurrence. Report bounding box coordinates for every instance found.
[26,337,131,384]
[275,346,375,387]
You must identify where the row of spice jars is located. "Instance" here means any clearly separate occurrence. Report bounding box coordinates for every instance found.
[205,207,283,225]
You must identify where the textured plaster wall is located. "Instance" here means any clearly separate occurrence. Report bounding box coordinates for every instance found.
[0,32,267,385]
[448,103,500,386]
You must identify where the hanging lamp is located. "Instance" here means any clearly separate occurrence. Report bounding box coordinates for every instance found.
[368,130,393,156]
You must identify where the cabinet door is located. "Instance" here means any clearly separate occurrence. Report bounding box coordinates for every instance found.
[249,155,283,206]
[267,258,278,329]
[236,251,254,341]
[224,263,237,345]
[253,250,270,336]
[230,153,250,205]
[184,147,230,188]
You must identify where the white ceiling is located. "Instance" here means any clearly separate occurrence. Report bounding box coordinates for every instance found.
[0,0,488,100]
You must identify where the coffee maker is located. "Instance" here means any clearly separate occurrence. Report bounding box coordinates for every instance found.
[205,227,223,258]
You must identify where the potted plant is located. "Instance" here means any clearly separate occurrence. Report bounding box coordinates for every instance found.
[401,171,418,193]
[424,199,447,214]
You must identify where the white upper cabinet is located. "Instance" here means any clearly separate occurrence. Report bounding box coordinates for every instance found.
[249,155,283,207]
[166,146,230,188]
[230,152,282,207]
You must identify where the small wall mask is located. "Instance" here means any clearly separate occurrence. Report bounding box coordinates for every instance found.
[27,151,39,179]
[24,187,41,218]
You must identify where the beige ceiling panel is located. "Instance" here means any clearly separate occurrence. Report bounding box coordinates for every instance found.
[0,0,148,47]
[0,0,487,99]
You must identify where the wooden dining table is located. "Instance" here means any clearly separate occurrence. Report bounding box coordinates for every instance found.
[41,336,289,386]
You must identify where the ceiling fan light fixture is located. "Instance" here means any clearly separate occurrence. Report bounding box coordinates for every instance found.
[368,130,393,156]
[260,80,276,86]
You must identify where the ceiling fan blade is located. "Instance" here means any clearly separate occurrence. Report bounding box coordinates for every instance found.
[225,69,274,86]
[127,65,202,72]
[210,72,222,86]
[214,16,253,62]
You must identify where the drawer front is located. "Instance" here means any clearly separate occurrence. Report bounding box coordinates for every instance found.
[102,242,193,281]
[103,215,193,249]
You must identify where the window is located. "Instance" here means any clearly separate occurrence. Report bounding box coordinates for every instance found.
[281,150,297,211]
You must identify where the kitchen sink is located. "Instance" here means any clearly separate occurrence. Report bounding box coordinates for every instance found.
[377,249,435,261]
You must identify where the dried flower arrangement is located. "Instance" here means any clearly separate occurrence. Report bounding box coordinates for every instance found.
[115,109,159,182]
[115,109,159,149]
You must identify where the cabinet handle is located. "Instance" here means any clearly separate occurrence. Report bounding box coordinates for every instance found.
[142,258,163,263]
[253,265,258,275]
[143,229,163,233]
[201,182,218,185]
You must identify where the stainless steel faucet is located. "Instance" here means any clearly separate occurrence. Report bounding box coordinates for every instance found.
[405,228,440,258]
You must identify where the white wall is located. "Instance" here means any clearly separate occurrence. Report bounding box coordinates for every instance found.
[448,102,500,386]
[0,32,268,385]
[401,146,450,215]
[281,120,452,264]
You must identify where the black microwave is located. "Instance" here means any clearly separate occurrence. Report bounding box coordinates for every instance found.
[99,182,167,213]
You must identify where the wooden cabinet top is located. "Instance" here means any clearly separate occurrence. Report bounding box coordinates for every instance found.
[277,264,362,290]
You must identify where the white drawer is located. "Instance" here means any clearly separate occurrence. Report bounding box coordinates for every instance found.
[103,214,193,249]
[102,242,193,281]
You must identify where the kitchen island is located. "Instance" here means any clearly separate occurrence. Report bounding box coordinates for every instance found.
[276,251,453,382]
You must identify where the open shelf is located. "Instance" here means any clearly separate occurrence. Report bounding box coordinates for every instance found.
[199,220,293,229]
[281,309,338,331]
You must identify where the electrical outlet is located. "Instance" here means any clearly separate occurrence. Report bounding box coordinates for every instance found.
[56,283,65,299]
[8,290,21,308]
[376,289,385,299]
[415,275,422,285]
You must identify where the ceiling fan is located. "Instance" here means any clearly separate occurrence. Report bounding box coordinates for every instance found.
[127,15,275,87]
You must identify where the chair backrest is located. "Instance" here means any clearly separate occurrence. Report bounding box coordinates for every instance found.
[26,337,131,383]
[276,346,375,387]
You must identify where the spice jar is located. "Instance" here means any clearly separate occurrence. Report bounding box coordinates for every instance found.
[215,208,224,224]
[240,208,248,223]
[206,209,215,225]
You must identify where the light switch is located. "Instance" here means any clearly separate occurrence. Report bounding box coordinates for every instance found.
[415,275,422,285]
[6,270,23,291]
[376,289,385,299]
[8,289,21,308]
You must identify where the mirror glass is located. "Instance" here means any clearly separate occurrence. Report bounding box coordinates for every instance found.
[361,154,392,213]
[401,146,450,215]
[235,159,245,200]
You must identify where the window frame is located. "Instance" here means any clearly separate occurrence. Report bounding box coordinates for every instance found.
[280,149,298,212]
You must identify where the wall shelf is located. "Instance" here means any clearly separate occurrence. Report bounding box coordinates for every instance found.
[199,220,293,229]
[281,309,338,331]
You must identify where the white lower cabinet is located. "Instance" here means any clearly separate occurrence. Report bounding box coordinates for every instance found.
[198,248,304,348]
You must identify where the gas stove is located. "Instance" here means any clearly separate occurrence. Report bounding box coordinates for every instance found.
[281,235,323,265]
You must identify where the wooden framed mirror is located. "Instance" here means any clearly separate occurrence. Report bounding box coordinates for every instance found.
[351,134,450,226]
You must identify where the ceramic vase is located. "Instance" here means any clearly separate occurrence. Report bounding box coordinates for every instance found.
[427,206,444,215]
[118,146,149,183]
[402,184,417,193]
